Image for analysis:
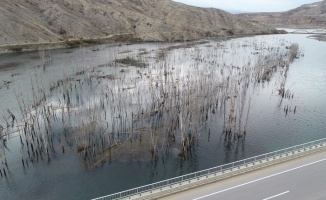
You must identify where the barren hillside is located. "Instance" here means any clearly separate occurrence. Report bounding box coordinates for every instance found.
[0,0,277,47]
[239,0,326,28]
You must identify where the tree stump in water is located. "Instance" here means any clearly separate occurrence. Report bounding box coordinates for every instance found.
[0,125,3,139]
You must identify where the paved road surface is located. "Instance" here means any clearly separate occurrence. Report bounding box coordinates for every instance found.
[159,150,326,200]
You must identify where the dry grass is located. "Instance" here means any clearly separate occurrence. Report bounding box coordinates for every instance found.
[115,57,147,68]
[288,43,299,62]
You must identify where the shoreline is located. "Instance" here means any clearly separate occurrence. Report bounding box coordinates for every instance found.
[0,32,286,55]
[0,33,139,55]
[307,34,326,41]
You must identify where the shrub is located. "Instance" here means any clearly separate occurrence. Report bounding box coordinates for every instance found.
[289,43,299,62]
[59,28,67,35]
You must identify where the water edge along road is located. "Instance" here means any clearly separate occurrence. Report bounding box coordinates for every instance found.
[160,150,326,200]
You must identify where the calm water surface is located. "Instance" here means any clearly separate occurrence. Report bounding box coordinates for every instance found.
[0,33,325,200]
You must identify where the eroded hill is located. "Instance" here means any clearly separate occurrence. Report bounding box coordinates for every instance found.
[0,0,277,47]
[239,0,326,28]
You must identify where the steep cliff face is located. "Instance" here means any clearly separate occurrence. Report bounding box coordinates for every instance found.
[239,0,326,28]
[0,0,277,46]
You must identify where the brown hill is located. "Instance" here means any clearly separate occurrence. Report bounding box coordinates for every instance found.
[0,0,277,48]
[239,0,326,28]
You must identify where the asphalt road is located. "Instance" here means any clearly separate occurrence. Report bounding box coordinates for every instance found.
[159,150,326,200]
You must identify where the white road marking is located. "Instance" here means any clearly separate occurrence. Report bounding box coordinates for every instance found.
[262,191,289,200]
[192,157,326,200]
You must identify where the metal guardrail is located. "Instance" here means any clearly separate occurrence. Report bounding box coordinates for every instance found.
[92,138,326,200]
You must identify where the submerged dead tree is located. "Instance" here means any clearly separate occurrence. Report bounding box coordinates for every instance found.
[1,38,302,170]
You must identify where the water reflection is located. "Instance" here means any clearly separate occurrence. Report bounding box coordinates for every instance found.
[0,33,325,200]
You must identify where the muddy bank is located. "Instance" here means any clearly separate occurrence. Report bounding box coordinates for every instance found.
[0,32,286,55]
[0,33,140,55]
[308,34,326,42]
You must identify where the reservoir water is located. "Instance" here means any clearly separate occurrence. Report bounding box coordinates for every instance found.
[0,32,325,200]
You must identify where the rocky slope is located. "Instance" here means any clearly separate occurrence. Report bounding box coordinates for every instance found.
[0,0,277,47]
[239,0,326,28]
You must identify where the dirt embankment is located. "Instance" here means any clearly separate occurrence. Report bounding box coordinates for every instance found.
[0,0,278,53]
